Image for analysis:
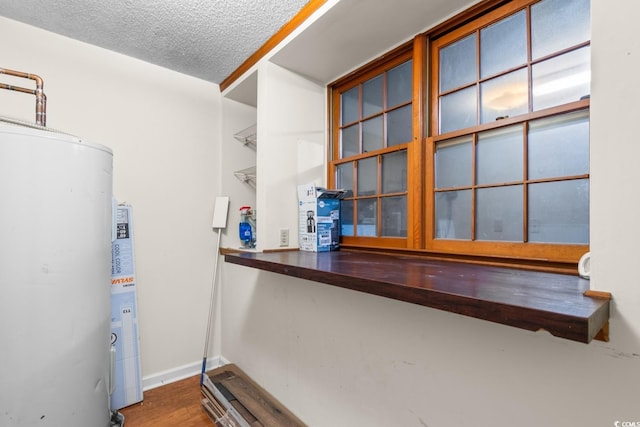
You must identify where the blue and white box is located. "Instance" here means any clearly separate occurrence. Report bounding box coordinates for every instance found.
[110,205,143,410]
[297,184,344,252]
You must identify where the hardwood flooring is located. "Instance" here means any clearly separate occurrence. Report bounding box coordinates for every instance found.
[119,374,212,427]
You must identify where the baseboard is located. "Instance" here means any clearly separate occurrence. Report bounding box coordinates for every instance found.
[142,355,230,391]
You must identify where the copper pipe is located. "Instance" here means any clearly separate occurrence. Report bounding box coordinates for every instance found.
[0,68,47,126]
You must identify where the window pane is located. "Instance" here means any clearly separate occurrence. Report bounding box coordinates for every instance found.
[532,46,590,111]
[363,75,383,117]
[529,179,589,244]
[477,125,523,185]
[435,190,472,239]
[341,124,359,158]
[341,86,359,125]
[357,199,377,237]
[480,10,527,78]
[387,105,412,146]
[480,68,528,123]
[362,116,383,153]
[340,199,354,236]
[357,157,377,196]
[531,0,590,60]
[381,196,407,237]
[440,34,477,92]
[382,150,407,194]
[440,86,477,134]
[528,110,589,180]
[435,136,472,188]
[476,185,523,242]
[387,60,413,107]
[336,162,354,197]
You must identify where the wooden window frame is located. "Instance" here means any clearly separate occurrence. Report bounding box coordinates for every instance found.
[328,0,589,272]
[329,42,423,250]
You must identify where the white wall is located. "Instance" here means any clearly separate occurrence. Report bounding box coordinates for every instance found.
[255,61,327,250]
[1,17,223,384]
[590,0,640,353]
[218,1,640,426]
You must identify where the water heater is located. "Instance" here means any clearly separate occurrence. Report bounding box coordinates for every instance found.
[0,120,114,426]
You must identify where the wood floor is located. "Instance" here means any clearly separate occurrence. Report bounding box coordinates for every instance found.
[119,374,212,427]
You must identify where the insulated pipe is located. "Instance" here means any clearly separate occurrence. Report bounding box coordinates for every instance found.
[0,68,47,126]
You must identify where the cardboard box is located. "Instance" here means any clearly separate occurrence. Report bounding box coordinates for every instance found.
[110,205,143,410]
[297,184,344,252]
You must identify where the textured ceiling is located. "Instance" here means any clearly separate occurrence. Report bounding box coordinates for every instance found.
[0,0,309,84]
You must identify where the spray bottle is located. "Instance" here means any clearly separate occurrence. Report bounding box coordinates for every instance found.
[238,206,256,248]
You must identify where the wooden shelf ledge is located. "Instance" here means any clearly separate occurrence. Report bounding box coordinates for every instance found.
[224,250,610,344]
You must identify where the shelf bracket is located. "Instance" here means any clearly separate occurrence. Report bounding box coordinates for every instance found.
[233,124,257,150]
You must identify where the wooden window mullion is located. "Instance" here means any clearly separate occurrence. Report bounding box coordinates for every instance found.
[475,28,481,128]
[523,122,529,243]
[409,34,428,248]
[526,4,533,114]
[471,133,478,241]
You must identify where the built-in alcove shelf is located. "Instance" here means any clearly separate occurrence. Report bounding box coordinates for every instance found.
[224,249,611,344]
[233,124,257,188]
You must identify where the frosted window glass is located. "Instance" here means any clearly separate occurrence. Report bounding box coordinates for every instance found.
[387,60,413,107]
[440,34,477,92]
[387,105,412,146]
[381,196,407,237]
[362,116,383,153]
[357,157,377,196]
[531,0,590,60]
[357,199,377,237]
[440,86,477,134]
[363,75,383,117]
[528,110,589,180]
[480,69,528,123]
[341,200,354,236]
[435,190,472,239]
[532,47,590,111]
[480,10,527,78]
[529,180,589,244]
[476,125,523,185]
[341,124,359,158]
[341,86,359,125]
[336,162,354,197]
[382,150,407,194]
[435,137,472,188]
[476,185,523,242]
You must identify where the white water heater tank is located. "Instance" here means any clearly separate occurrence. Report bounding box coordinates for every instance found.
[0,120,114,426]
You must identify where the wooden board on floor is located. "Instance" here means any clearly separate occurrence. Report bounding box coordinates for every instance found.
[201,384,261,427]
[202,364,306,427]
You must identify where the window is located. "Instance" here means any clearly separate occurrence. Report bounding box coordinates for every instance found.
[329,0,590,266]
[331,48,415,248]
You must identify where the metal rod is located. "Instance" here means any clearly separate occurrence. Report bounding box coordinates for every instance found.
[0,67,47,126]
[201,229,223,385]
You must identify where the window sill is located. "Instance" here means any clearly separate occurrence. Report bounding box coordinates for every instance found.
[224,249,610,344]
